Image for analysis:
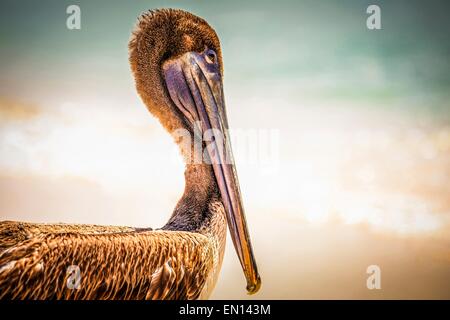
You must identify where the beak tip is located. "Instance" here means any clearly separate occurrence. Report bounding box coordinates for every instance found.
[246,274,261,295]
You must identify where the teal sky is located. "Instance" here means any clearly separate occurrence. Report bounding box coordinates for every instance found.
[1,0,449,116]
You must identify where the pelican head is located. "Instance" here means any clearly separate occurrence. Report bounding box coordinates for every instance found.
[128,9,260,294]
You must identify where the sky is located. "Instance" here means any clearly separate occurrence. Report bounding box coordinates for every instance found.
[0,0,449,299]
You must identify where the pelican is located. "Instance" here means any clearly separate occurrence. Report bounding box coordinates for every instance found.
[0,9,260,300]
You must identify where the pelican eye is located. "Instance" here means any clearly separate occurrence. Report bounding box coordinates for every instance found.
[205,49,217,64]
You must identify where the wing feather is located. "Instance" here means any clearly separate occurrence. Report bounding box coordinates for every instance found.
[0,223,213,300]
[0,221,139,253]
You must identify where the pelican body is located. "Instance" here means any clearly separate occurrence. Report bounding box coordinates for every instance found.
[0,9,260,300]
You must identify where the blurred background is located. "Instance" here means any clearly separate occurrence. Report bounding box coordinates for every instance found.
[0,0,449,299]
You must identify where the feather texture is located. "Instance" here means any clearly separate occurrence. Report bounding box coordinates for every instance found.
[0,200,227,300]
[0,224,214,299]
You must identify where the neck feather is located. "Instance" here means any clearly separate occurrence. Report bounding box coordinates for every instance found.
[129,12,222,231]
[163,161,220,231]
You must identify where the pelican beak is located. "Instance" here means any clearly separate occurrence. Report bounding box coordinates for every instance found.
[163,50,261,294]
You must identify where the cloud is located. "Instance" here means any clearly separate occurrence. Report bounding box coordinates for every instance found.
[0,98,41,121]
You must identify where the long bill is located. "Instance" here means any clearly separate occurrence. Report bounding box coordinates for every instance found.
[163,51,261,294]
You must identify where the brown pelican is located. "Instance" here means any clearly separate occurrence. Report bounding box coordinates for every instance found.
[0,9,260,300]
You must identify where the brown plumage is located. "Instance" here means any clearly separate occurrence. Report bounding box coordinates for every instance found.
[0,200,225,299]
[0,8,260,300]
[0,221,137,252]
